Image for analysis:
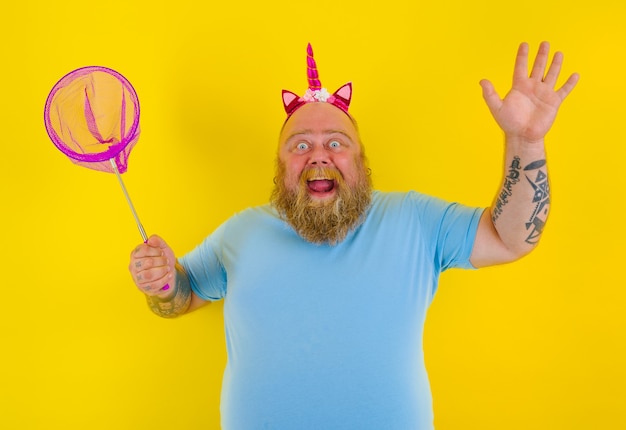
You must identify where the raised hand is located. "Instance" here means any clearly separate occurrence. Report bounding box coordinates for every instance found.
[480,42,579,144]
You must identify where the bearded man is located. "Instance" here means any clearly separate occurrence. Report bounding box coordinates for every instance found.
[129,43,578,429]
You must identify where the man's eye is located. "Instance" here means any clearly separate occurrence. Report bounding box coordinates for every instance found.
[329,140,340,149]
[296,142,309,150]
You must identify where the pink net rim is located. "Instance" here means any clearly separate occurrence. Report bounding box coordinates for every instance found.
[43,66,140,166]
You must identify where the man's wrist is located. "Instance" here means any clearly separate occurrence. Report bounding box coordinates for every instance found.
[145,263,192,318]
[505,134,546,152]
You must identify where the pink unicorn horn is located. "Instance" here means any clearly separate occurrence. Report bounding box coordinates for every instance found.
[307,43,322,91]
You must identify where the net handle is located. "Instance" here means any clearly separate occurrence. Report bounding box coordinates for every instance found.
[110,159,147,241]
[110,159,170,291]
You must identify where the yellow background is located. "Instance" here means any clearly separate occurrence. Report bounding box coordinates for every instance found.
[2,0,624,428]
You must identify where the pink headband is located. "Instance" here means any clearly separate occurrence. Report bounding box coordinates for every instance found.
[282,43,352,118]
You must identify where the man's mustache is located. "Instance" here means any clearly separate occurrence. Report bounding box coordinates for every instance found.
[299,166,343,184]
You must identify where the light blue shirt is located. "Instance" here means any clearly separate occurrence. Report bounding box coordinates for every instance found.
[181,191,483,429]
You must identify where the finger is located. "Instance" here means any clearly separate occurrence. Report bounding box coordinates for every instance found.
[135,265,171,286]
[132,255,169,273]
[146,234,170,252]
[556,73,580,101]
[139,283,156,294]
[529,41,550,81]
[512,42,530,83]
[479,79,502,114]
[543,51,564,87]
[131,241,164,259]
[138,272,173,297]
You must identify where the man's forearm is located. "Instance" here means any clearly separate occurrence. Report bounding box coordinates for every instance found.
[490,138,550,256]
[146,262,192,318]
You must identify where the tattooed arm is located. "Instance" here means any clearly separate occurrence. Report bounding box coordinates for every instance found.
[470,42,578,268]
[129,235,208,318]
[471,141,551,267]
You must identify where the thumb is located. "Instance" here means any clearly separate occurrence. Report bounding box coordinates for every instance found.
[146,234,169,250]
[479,79,502,113]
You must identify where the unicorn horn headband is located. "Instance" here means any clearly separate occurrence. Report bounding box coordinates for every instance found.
[282,43,352,118]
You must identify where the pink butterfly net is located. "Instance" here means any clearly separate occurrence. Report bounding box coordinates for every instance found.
[44,66,140,174]
[44,66,169,290]
[43,66,156,244]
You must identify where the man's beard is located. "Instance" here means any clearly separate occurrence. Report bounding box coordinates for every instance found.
[270,160,372,245]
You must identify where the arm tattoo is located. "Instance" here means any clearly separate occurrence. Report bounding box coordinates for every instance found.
[146,263,192,319]
[492,156,522,223]
[523,159,550,244]
[493,156,550,245]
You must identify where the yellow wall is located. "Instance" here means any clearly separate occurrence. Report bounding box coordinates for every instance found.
[2,0,624,428]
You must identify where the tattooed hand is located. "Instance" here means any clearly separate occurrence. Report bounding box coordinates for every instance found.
[129,235,175,298]
[129,235,198,318]
[479,42,579,144]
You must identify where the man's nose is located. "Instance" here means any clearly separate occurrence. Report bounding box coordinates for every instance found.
[308,145,330,166]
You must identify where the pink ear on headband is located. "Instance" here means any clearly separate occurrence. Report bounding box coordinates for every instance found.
[282,43,352,117]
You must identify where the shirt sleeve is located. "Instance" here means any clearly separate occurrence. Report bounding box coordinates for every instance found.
[179,221,228,302]
[407,191,484,271]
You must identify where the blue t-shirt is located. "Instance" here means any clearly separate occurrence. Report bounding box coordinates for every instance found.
[181,191,483,429]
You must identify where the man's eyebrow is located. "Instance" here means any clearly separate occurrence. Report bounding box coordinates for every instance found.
[285,130,313,140]
[286,129,354,142]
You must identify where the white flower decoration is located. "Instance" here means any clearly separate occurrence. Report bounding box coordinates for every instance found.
[315,88,331,102]
[303,88,331,102]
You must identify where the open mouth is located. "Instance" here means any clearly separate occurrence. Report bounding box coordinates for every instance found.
[307,179,336,194]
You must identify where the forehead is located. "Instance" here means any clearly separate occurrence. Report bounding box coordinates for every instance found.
[280,103,359,143]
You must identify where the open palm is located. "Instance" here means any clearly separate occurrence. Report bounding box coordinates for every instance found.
[480,42,579,143]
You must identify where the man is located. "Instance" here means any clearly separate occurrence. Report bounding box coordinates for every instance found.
[129,42,578,429]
